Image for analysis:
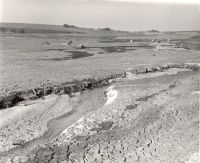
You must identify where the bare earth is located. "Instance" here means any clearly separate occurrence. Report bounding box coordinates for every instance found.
[0,25,199,163]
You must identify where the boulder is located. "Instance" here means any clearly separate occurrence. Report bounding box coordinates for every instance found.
[136,68,147,74]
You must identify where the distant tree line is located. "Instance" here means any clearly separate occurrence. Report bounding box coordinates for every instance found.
[63,24,78,29]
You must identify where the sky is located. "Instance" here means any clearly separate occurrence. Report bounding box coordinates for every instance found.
[0,0,200,31]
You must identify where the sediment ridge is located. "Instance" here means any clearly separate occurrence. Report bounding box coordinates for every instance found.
[0,63,199,109]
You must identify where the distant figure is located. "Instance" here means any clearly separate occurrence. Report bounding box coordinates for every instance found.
[167,39,170,42]
[77,44,86,49]
[156,39,160,43]
[152,39,160,43]
[130,40,134,43]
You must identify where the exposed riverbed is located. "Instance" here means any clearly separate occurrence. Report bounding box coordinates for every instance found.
[0,66,199,163]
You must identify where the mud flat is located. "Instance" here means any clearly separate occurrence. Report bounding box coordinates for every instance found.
[0,63,199,163]
[0,87,106,156]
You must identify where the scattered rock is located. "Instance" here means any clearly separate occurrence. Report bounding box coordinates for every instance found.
[136,68,147,74]
[90,121,114,132]
[146,67,153,72]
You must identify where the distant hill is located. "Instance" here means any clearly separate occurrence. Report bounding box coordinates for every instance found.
[0,23,84,34]
[0,22,128,34]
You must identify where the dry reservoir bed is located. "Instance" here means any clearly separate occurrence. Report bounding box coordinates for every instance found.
[0,65,199,163]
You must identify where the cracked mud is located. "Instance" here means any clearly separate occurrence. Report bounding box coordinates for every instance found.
[1,66,199,163]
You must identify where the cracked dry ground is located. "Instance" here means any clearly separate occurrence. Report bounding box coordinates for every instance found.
[7,71,200,163]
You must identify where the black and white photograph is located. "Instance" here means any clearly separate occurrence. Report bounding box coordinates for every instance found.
[0,0,199,162]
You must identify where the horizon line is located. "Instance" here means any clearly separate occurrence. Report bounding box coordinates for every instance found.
[1,21,200,33]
